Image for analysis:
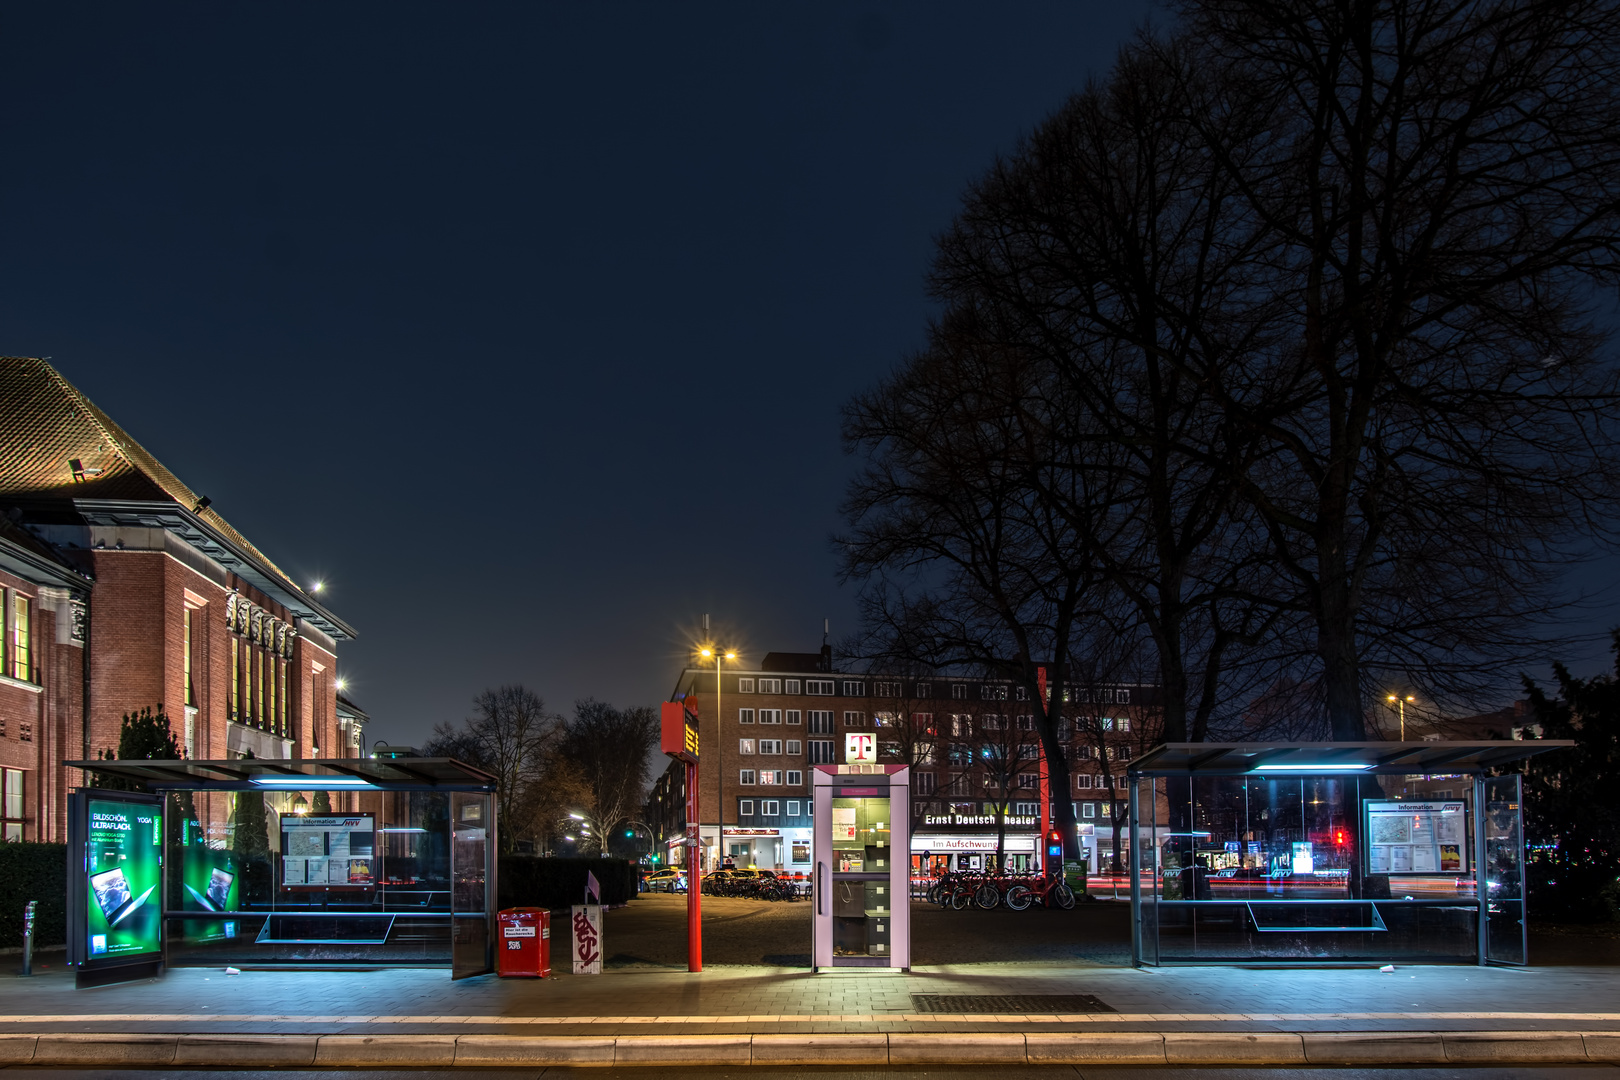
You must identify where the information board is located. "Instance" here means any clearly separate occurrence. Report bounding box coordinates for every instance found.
[1364,800,1467,875]
[83,795,163,961]
[279,814,376,888]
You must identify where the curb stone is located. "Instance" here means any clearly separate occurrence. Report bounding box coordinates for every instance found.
[0,1029,1612,1066]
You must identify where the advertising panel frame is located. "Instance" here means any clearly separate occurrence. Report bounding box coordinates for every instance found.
[67,789,166,988]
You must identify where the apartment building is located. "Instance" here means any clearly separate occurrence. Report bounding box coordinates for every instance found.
[656,642,1159,874]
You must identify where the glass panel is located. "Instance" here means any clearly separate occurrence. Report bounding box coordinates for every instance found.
[830,794,892,958]
[450,792,490,979]
[1484,773,1526,965]
[1133,776,1158,965]
[164,790,457,966]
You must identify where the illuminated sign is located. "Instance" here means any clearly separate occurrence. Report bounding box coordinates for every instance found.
[661,700,700,763]
[82,795,163,963]
[844,733,875,764]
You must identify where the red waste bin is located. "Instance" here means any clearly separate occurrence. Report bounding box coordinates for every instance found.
[497,908,550,977]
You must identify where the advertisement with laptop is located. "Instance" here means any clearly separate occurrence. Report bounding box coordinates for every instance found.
[84,796,163,961]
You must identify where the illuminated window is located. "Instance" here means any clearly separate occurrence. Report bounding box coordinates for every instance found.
[279,660,288,734]
[231,640,240,720]
[183,609,194,706]
[9,593,29,681]
[2,769,23,840]
[738,739,756,755]
[256,647,265,728]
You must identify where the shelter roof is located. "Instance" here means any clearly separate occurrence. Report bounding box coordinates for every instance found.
[1126,740,1571,777]
[66,757,496,791]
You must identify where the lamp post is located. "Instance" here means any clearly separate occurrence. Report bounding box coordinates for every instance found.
[1386,694,1416,740]
[697,634,737,873]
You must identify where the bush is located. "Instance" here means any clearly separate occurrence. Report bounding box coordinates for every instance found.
[0,843,67,948]
[498,856,638,909]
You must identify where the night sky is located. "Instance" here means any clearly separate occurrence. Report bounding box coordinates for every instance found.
[1,3,1159,746]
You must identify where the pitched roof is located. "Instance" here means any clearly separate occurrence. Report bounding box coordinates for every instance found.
[0,355,296,591]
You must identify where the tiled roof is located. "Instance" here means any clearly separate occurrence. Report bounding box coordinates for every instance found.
[0,356,298,591]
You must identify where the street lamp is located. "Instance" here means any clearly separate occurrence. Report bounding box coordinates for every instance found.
[697,630,738,872]
[1386,694,1416,740]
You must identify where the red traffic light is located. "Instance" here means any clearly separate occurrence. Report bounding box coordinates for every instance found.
[1046,830,1063,844]
[1334,830,1346,845]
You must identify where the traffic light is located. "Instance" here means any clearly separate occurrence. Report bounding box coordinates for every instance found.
[1046,829,1063,860]
[1334,829,1347,846]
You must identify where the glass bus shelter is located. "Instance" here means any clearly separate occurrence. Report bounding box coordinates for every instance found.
[1125,741,1569,967]
[70,757,498,979]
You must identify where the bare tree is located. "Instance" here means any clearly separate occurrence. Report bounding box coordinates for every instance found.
[1169,0,1620,736]
[560,699,659,855]
[424,684,564,853]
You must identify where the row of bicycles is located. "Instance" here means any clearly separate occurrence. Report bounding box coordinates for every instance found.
[701,869,807,901]
[924,870,1077,911]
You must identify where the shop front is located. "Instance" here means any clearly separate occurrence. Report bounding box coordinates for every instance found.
[720,827,813,872]
[67,757,498,986]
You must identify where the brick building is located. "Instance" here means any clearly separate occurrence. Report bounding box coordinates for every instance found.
[0,356,361,841]
[652,641,1159,875]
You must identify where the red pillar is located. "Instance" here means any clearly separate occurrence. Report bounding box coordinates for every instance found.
[685,758,702,972]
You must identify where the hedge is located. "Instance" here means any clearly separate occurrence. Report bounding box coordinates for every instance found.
[497,856,638,909]
[0,843,67,948]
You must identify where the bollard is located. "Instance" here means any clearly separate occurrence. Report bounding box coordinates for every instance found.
[21,900,36,976]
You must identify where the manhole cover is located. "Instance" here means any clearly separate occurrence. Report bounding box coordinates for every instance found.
[910,994,1114,1014]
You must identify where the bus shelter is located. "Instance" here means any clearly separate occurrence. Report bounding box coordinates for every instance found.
[67,757,497,984]
[1125,741,1569,967]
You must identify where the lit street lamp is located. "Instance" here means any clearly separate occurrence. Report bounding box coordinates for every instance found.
[1387,693,1416,740]
[697,626,738,873]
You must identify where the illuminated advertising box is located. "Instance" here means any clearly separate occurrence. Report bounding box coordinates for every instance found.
[1365,800,1468,875]
[68,790,164,986]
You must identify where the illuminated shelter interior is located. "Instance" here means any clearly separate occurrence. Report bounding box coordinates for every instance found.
[69,757,498,979]
[1123,741,1570,967]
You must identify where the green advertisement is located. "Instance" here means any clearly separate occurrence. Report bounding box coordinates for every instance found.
[177,811,239,942]
[85,797,163,961]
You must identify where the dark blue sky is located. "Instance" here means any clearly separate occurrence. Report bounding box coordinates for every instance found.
[2,3,1164,744]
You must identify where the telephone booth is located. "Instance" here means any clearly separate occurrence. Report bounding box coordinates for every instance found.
[812,764,910,970]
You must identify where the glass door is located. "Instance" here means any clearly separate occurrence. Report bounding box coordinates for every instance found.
[450,792,491,979]
[1483,774,1527,965]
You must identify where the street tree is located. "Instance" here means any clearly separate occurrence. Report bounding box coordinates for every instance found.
[424,684,564,853]
[559,699,659,856]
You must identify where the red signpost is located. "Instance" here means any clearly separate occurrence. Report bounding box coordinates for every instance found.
[660,698,702,972]
[1037,666,1053,875]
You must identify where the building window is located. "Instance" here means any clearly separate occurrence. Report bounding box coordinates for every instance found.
[916,682,931,698]
[1082,802,1096,819]
[1075,774,1093,789]
[807,710,834,734]
[786,770,802,786]
[758,678,781,694]
[279,660,288,734]
[843,711,867,728]
[231,640,240,721]
[2,769,22,840]
[759,709,782,724]
[183,608,194,706]
[874,712,896,727]
[738,708,755,724]
[806,679,834,695]
[981,715,1007,731]
[256,647,265,728]
[1015,801,1038,816]
[915,771,936,795]
[739,739,756,755]
[1015,685,1029,700]
[9,593,29,682]
[760,770,784,785]
[981,684,1008,700]
[762,800,780,816]
[759,739,782,755]
[1016,714,1034,731]
[1017,773,1039,789]
[1100,801,1112,816]
[1118,717,1131,732]
[785,709,801,725]
[874,681,899,697]
[739,770,756,785]
[842,680,864,696]
[737,678,756,693]
[952,684,967,700]
[1117,689,1130,704]
[808,739,836,764]
[739,799,754,816]
[785,679,801,694]
[786,799,801,816]
[785,739,802,755]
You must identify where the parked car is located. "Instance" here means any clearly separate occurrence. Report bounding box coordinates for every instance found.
[643,867,686,892]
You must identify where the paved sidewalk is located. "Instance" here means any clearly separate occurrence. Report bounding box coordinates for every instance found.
[1,963,1617,1036]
